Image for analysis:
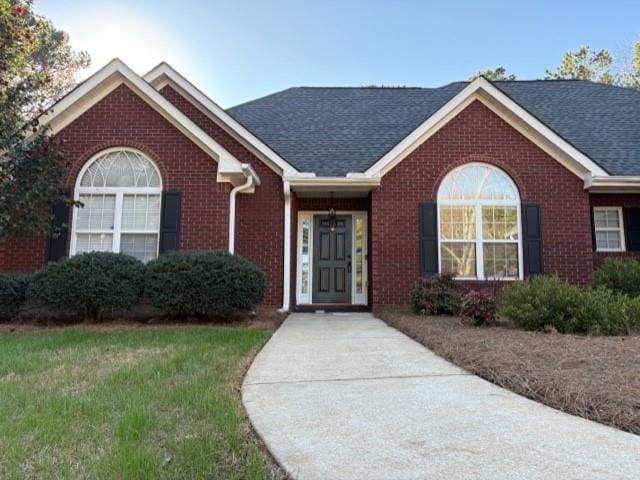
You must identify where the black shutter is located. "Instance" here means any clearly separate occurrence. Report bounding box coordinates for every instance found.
[624,208,640,251]
[419,202,438,276]
[522,203,543,276]
[159,192,181,253]
[589,207,597,251]
[47,201,70,262]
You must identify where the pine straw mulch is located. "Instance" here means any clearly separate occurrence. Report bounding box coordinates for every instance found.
[375,308,640,436]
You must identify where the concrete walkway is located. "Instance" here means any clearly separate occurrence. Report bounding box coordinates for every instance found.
[242,313,640,480]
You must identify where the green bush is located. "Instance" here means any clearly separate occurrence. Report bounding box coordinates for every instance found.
[498,276,581,333]
[410,273,461,315]
[459,290,496,326]
[593,258,640,297]
[144,251,266,317]
[27,252,145,319]
[0,273,32,319]
[499,275,640,335]
[574,288,640,335]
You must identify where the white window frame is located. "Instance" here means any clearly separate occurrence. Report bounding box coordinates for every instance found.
[296,211,368,305]
[437,163,524,280]
[70,147,163,258]
[593,206,626,252]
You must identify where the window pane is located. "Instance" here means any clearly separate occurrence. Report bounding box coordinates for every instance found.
[122,194,161,231]
[439,206,475,240]
[355,217,364,294]
[75,233,113,253]
[79,150,160,187]
[440,242,476,277]
[596,230,622,250]
[606,210,620,228]
[76,194,115,230]
[120,234,158,262]
[483,243,519,278]
[439,164,517,201]
[301,218,310,294]
[482,206,518,240]
[594,211,607,229]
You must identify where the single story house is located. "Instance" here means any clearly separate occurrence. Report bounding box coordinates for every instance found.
[2,59,640,310]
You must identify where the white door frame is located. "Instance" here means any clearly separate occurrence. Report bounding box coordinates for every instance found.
[296,210,368,305]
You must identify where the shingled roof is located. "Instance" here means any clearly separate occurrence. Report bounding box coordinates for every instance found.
[227,80,640,177]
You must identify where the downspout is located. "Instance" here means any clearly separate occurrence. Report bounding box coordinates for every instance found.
[280,180,291,312]
[228,175,253,254]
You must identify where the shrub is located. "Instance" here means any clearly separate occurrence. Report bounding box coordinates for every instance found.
[459,290,496,326]
[27,252,145,319]
[144,251,266,317]
[574,288,640,335]
[593,258,640,297]
[498,276,581,333]
[410,273,461,315]
[0,273,32,319]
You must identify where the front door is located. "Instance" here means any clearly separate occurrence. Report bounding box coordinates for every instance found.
[312,215,352,303]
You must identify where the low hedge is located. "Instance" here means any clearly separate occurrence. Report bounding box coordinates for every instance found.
[27,252,145,319]
[0,273,32,319]
[499,275,640,335]
[593,258,640,297]
[410,273,461,316]
[144,251,266,317]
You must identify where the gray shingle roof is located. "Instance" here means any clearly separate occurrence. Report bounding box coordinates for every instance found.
[227,80,640,177]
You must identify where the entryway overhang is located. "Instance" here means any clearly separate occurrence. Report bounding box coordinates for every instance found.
[284,175,380,198]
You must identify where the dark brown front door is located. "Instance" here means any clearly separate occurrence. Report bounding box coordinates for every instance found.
[312,215,352,304]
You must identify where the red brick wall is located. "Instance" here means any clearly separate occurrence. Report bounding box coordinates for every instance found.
[0,237,46,272]
[590,193,640,265]
[370,100,594,305]
[159,86,284,305]
[1,84,231,270]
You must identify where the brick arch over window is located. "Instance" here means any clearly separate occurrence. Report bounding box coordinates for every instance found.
[66,141,168,191]
[430,155,528,201]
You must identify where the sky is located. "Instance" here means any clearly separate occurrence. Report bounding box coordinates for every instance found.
[39,0,640,108]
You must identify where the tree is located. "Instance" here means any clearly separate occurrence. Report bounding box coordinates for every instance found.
[545,45,614,84]
[470,66,517,81]
[617,41,640,89]
[0,0,89,240]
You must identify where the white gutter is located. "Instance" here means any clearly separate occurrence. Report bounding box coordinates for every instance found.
[585,174,640,192]
[228,165,258,254]
[280,180,292,312]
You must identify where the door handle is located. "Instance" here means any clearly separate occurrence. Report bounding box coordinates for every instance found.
[347,261,351,273]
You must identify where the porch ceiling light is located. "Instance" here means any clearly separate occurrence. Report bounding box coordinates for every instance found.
[329,206,337,232]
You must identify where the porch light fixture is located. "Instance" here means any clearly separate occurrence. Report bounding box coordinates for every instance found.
[328,206,337,232]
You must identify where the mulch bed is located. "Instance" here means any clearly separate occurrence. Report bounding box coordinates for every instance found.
[376,308,640,435]
[0,306,287,335]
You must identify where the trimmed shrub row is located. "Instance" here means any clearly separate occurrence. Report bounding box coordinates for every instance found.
[499,275,640,335]
[410,273,461,316]
[2,251,265,321]
[0,273,32,319]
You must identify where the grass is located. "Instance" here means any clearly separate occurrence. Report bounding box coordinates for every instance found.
[377,308,640,435]
[0,325,276,479]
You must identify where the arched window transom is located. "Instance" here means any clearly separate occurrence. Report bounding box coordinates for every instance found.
[437,163,522,279]
[71,149,162,262]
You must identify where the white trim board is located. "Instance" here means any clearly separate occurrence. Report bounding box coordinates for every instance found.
[35,58,260,187]
[143,62,299,177]
[364,77,609,181]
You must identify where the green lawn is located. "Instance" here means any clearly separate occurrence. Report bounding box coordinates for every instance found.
[0,325,273,479]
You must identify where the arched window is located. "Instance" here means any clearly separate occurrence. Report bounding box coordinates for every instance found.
[71,148,162,262]
[437,163,522,279]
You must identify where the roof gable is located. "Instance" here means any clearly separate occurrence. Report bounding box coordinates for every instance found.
[230,79,640,178]
[143,62,299,176]
[37,58,259,186]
